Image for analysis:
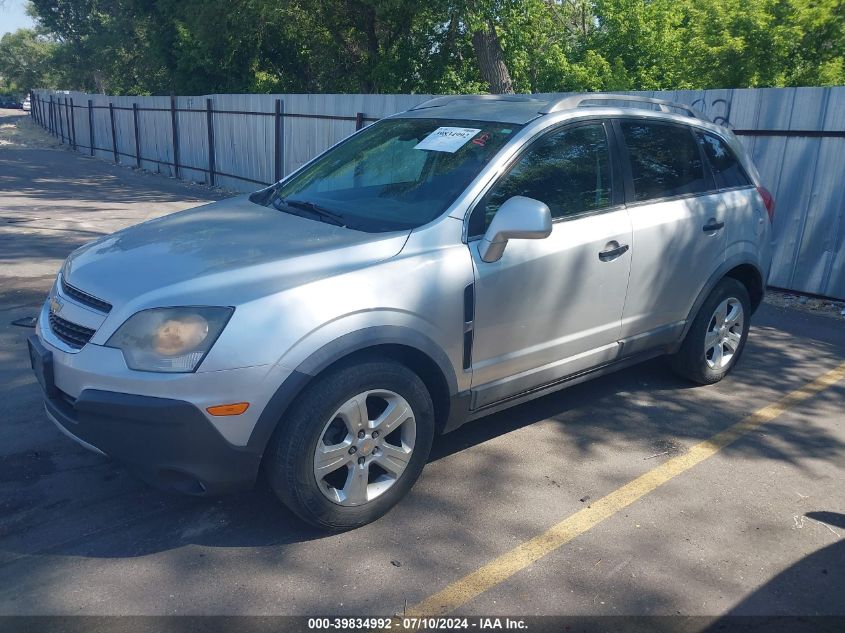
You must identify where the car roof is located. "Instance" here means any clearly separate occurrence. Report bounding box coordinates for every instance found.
[396,95,550,124]
[394,93,711,126]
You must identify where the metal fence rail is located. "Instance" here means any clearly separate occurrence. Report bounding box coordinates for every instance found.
[29,87,845,300]
[30,93,379,187]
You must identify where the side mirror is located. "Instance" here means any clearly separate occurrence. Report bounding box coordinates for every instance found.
[478,196,552,263]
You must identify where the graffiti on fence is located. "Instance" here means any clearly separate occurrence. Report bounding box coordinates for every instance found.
[690,97,732,127]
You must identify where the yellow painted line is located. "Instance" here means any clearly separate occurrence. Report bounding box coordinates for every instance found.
[409,361,845,616]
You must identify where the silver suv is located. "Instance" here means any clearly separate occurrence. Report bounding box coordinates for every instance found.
[29,94,774,530]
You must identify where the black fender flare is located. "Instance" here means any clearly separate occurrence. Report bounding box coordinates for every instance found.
[673,255,764,352]
[245,326,458,453]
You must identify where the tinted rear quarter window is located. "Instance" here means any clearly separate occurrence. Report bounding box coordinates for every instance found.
[620,121,709,201]
[696,132,752,189]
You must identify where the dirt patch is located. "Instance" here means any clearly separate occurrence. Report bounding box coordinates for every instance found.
[0,109,68,150]
[0,107,237,198]
[764,288,845,320]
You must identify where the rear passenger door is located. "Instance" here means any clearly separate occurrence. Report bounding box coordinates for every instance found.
[614,119,725,348]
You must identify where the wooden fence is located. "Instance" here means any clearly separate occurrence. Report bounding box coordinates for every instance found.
[29,88,845,300]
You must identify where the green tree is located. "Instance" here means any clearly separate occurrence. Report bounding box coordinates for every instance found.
[0,28,59,92]
[20,0,845,94]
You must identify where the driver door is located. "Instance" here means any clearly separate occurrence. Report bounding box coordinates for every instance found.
[467,121,633,408]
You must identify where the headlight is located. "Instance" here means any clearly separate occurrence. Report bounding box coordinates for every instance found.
[106,307,233,373]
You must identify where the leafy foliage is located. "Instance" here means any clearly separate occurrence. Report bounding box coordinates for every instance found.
[2,0,842,94]
[0,27,58,93]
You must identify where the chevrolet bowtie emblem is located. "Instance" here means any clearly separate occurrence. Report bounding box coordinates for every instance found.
[50,295,63,315]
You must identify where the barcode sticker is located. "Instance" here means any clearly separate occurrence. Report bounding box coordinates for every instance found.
[414,127,482,153]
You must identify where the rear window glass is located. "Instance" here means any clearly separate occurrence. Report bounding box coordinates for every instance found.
[620,122,709,201]
[697,132,752,189]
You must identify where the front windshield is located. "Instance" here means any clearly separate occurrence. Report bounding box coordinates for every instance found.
[251,118,523,232]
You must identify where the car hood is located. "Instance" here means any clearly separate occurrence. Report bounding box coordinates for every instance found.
[63,195,410,307]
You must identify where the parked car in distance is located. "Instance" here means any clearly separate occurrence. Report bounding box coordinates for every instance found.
[0,94,22,109]
[29,93,774,530]
[22,96,31,111]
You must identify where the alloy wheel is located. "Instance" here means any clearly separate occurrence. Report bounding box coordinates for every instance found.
[313,390,416,506]
[704,297,745,370]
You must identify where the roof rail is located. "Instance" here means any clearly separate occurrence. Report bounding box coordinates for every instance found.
[540,93,709,121]
[411,94,544,111]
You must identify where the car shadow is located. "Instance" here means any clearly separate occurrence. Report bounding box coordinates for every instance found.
[701,512,845,630]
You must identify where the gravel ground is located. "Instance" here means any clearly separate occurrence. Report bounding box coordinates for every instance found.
[0,108,236,196]
[0,109,69,150]
[765,288,845,320]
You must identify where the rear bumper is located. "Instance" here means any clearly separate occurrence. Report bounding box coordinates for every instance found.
[43,386,262,495]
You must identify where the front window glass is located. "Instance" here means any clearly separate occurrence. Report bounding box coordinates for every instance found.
[469,123,613,235]
[252,119,522,232]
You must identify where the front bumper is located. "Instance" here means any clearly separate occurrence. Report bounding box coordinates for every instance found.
[29,333,270,495]
[43,385,261,494]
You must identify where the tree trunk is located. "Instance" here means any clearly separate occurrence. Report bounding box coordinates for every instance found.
[441,10,462,65]
[93,70,107,95]
[471,19,514,94]
[361,4,380,93]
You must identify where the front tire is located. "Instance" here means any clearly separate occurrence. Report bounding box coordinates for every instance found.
[266,360,435,531]
[670,278,751,385]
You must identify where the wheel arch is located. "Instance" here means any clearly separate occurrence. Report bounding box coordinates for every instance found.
[674,257,765,352]
[247,327,458,455]
[724,263,764,313]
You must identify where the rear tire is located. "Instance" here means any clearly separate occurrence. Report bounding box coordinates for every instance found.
[670,278,751,385]
[266,360,434,531]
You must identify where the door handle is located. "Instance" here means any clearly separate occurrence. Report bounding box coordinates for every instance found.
[598,242,630,262]
[703,220,725,232]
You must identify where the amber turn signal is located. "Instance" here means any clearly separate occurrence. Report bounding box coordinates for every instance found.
[206,402,250,416]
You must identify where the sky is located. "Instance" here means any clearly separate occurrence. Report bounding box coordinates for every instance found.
[0,0,36,37]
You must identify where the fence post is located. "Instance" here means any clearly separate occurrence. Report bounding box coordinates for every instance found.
[87,100,94,156]
[58,97,65,143]
[274,98,284,182]
[132,103,141,168]
[64,98,72,144]
[108,102,118,163]
[355,112,364,131]
[48,95,54,136]
[206,98,216,186]
[170,95,180,179]
[69,98,77,151]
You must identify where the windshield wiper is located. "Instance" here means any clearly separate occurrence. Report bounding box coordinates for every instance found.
[277,198,346,227]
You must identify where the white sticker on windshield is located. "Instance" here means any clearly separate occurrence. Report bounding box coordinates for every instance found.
[414,127,482,153]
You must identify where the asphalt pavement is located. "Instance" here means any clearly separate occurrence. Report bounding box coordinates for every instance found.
[1,108,843,620]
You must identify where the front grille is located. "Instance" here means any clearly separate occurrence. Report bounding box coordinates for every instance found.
[61,278,112,313]
[49,311,95,349]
